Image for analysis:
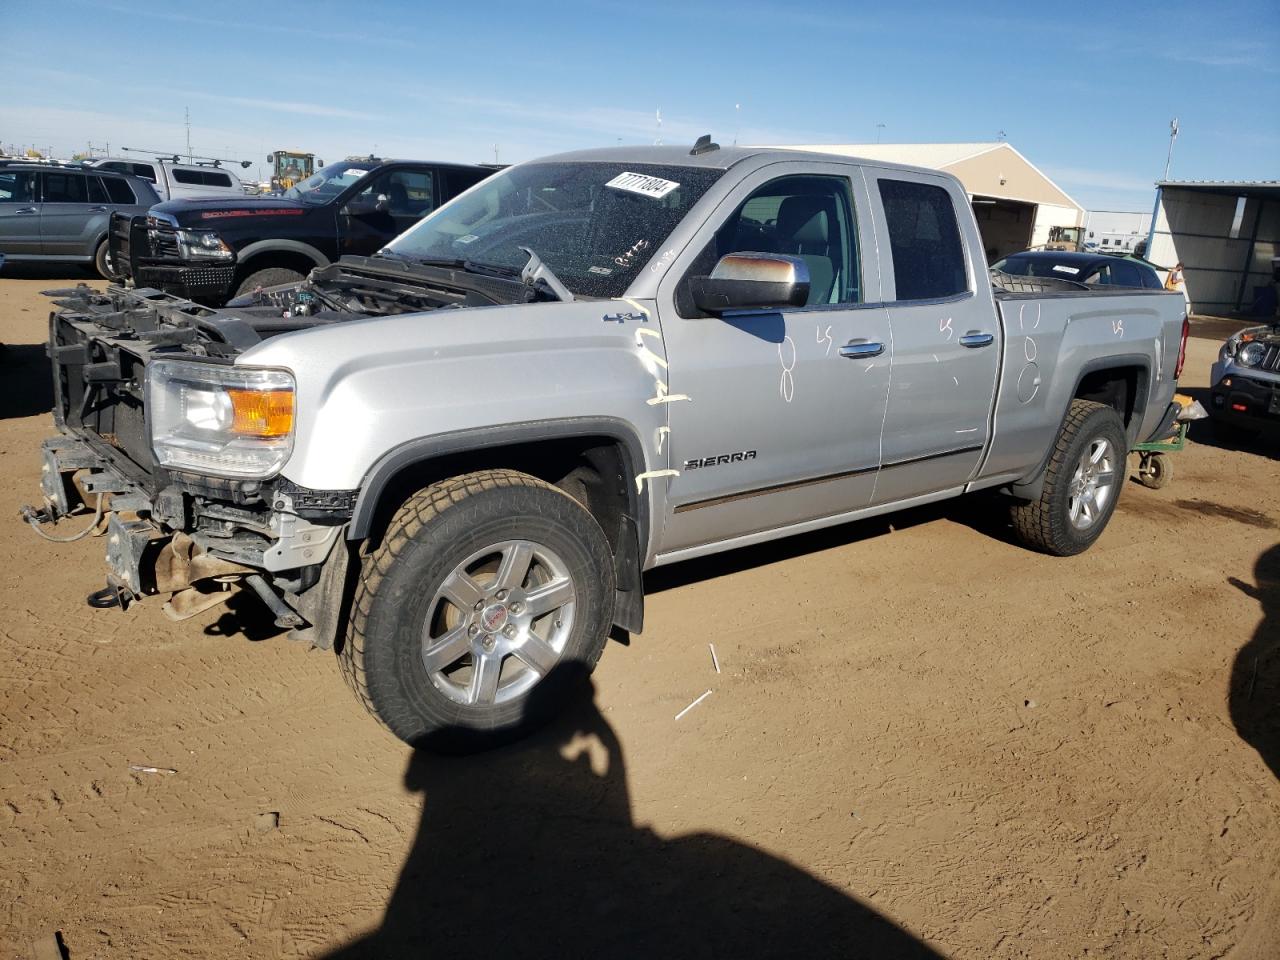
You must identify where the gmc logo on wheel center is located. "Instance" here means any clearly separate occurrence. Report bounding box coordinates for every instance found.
[683,451,758,470]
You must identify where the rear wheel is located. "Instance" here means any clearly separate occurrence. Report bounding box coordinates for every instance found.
[339,469,616,750]
[1011,399,1127,556]
[235,266,305,297]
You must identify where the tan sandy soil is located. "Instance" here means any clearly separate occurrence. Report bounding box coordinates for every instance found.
[1,268,1277,958]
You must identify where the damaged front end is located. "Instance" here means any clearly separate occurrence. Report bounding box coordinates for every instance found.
[1211,322,1280,426]
[24,283,360,647]
[27,435,354,647]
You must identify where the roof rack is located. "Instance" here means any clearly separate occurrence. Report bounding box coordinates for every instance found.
[122,147,252,169]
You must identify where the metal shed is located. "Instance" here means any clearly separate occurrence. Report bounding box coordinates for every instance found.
[1147,180,1280,316]
[779,142,1084,263]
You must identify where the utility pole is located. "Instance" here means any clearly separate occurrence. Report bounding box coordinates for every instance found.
[1163,117,1179,181]
[734,102,741,145]
[494,143,499,164]
[875,122,886,143]
[184,106,192,163]
[655,108,662,146]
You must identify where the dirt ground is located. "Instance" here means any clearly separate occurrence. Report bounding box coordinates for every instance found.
[1,269,1278,959]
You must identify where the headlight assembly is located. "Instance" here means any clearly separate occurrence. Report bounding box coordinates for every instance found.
[175,228,233,260]
[148,360,295,478]
[1237,340,1267,368]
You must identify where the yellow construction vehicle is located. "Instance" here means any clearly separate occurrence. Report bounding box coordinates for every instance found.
[266,151,322,192]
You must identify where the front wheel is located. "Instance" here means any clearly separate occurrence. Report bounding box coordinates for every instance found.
[94,239,120,280]
[1011,399,1128,556]
[339,470,616,750]
[234,267,304,297]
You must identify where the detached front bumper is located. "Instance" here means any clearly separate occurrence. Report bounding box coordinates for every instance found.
[28,434,351,645]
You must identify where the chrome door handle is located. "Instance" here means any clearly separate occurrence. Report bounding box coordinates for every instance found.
[87,206,108,213]
[839,340,885,359]
[959,331,994,348]
[14,207,38,215]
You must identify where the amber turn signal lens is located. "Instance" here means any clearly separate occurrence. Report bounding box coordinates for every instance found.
[227,388,294,437]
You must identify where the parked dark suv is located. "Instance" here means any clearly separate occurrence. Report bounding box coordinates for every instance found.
[0,162,159,278]
[111,158,495,303]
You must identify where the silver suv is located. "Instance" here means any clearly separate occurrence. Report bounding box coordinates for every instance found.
[0,162,159,277]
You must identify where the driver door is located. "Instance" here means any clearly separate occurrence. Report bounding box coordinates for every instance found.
[340,169,437,257]
[653,164,891,556]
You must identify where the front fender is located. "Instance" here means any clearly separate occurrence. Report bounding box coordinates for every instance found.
[238,298,670,552]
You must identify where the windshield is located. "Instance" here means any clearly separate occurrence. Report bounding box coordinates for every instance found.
[284,161,374,203]
[384,161,725,298]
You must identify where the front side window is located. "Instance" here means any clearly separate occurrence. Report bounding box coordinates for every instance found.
[679,174,861,313]
[0,171,36,203]
[386,162,724,299]
[877,179,968,301]
[42,173,89,204]
[360,170,435,217]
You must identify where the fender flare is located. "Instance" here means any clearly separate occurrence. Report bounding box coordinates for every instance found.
[235,239,330,271]
[1011,353,1152,500]
[346,416,652,559]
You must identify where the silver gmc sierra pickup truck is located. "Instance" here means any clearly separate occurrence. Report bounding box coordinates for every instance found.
[28,140,1191,748]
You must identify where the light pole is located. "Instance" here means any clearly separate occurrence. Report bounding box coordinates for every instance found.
[875,122,885,144]
[1163,117,1179,181]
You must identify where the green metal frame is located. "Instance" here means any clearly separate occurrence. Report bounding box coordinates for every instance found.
[1131,420,1188,454]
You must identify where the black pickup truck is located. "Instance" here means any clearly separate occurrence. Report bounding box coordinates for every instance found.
[110,158,494,304]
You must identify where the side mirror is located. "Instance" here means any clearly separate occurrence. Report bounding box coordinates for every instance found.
[689,252,810,314]
[266,153,275,163]
[376,192,390,213]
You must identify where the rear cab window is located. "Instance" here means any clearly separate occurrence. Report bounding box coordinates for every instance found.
[877,178,968,301]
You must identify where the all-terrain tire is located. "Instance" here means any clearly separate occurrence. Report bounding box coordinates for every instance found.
[1011,399,1128,556]
[235,267,305,297]
[339,469,616,750]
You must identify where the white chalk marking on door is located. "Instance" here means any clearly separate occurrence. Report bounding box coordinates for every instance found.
[655,425,670,454]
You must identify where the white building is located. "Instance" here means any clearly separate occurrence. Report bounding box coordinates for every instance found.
[1148,180,1280,316]
[1082,210,1152,254]
[779,141,1084,262]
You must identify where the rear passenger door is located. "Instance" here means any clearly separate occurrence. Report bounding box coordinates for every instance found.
[39,171,104,257]
[868,171,1001,505]
[0,170,40,254]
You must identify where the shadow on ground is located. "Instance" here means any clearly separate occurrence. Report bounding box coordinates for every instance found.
[321,664,945,959]
[0,343,55,419]
[1230,544,1280,782]
[0,262,97,281]
[1179,386,1280,461]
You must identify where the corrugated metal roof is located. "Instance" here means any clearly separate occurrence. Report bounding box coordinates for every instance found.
[781,142,1003,168]
[1158,180,1280,189]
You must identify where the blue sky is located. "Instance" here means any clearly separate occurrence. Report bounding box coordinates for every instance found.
[1,0,1275,211]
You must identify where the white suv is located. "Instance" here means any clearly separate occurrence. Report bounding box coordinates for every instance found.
[86,158,247,201]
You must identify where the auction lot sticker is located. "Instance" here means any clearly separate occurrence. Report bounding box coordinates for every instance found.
[606,172,680,199]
